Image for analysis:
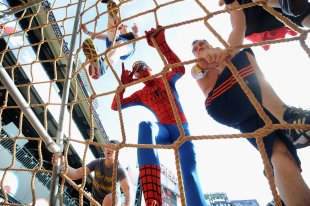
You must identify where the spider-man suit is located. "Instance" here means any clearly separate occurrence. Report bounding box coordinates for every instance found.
[112,27,207,206]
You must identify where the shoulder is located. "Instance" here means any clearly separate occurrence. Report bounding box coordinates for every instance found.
[117,162,126,170]
[116,162,127,174]
[90,158,102,165]
[86,158,102,170]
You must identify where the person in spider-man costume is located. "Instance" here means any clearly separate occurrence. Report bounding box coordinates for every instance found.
[111,27,207,206]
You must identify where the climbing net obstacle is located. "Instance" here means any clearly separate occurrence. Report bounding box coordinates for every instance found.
[0,0,309,205]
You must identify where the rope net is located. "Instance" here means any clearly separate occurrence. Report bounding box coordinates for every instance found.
[0,0,309,205]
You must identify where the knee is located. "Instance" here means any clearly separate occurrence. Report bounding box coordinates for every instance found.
[102,193,112,206]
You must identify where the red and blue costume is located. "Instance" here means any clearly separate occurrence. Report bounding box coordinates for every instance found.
[112,27,206,206]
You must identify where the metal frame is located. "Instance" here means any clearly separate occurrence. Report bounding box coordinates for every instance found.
[0,67,61,153]
[0,0,46,18]
[49,0,83,204]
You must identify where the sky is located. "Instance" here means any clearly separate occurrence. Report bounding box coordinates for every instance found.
[72,0,310,205]
[2,0,309,205]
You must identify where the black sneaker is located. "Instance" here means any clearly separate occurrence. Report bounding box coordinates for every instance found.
[283,106,310,149]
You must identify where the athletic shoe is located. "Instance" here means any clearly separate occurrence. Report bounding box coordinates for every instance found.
[82,38,101,79]
[82,38,108,79]
[107,0,119,22]
[82,38,98,65]
[283,106,310,149]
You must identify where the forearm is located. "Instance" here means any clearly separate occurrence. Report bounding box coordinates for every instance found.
[123,193,131,206]
[111,90,124,110]
[120,176,132,206]
[226,1,246,49]
[122,181,132,206]
[64,166,79,180]
[159,41,185,75]
[85,30,107,40]
[160,41,177,63]
[63,165,87,181]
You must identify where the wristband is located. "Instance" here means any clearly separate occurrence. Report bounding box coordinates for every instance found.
[191,65,208,80]
[224,0,235,5]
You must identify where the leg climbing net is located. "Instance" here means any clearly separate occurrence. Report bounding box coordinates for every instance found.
[0,0,309,205]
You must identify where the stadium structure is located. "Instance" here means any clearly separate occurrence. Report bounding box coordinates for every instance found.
[0,0,181,205]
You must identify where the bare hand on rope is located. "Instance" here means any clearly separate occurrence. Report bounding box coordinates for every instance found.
[145,26,166,48]
[51,154,65,166]
[132,23,138,34]
[121,62,134,84]
[81,23,88,34]
[198,47,229,69]
[218,0,225,6]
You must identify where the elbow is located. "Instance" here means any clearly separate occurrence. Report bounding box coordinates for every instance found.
[111,98,118,110]
[229,29,245,46]
[178,66,185,75]
[66,172,80,181]
[126,188,132,199]
[111,100,122,111]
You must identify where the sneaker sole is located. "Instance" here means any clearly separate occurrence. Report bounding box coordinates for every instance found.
[83,38,100,79]
[82,38,98,61]
[107,1,119,21]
